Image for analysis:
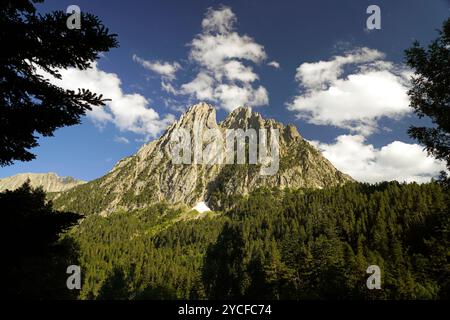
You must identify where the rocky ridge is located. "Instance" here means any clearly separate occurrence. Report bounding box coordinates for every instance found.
[53,102,353,215]
[0,172,85,192]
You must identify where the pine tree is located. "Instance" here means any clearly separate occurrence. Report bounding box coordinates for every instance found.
[405,18,450,183]
[0,0,118,165]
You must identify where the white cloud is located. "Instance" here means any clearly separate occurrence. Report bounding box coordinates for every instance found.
[181,72,215,100]
[189,32,267,69]
[161,81,179,95]
[287,48,412,136]
[114,136,130,144]
[37,62,174,138]
[294,48,383,90]
[311,135,447,183]
[222,60,259,82]
[268,61,280,69]
[201,6,236,34]
[131,6,273,112]
[214,84,268,110]
[132,54,180,81]
[179,6,269,111]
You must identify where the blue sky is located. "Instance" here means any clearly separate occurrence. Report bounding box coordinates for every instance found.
[1,0,449,182]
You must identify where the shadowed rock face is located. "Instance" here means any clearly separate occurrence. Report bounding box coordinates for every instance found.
[0,172,85,192]
[53,102,353,216]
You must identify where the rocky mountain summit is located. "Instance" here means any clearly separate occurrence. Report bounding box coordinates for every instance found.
[53,103,352,215]
[0,172,85,192]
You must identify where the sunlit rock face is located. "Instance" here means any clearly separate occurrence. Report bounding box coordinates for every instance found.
[52,102,353,216]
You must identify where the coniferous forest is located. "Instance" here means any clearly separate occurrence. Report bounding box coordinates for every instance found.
[57,181,449,300]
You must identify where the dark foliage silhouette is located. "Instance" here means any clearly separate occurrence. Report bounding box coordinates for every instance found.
[405,18,450,184]
[0,0,118,165]
[2,181,83,298]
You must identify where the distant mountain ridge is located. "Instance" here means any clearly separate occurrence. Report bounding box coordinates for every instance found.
[52,102,353,216]
[0,172,85,192]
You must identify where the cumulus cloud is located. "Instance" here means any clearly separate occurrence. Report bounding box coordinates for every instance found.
[131,6,272,111]
[287,48,412,136]
[178,6,269,111]
[268,61,280,69]
[181,72,215,100]
[201,6,237,34]
[132,54,180,81]
[214,84,268,110]
[37,62,174,138]
[311,135,447,183]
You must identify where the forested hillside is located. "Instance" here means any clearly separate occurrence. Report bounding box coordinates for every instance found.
[70,181,449,299]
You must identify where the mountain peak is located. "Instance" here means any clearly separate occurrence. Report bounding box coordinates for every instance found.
[221,105,266,130]
[229,105,253,117]
[175,102,217,130]
[53,103,353,216]
[185,102,215,115]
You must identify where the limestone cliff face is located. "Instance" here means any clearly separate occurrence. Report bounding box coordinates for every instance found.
[0,172,85,192]
[53,103,353,215]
